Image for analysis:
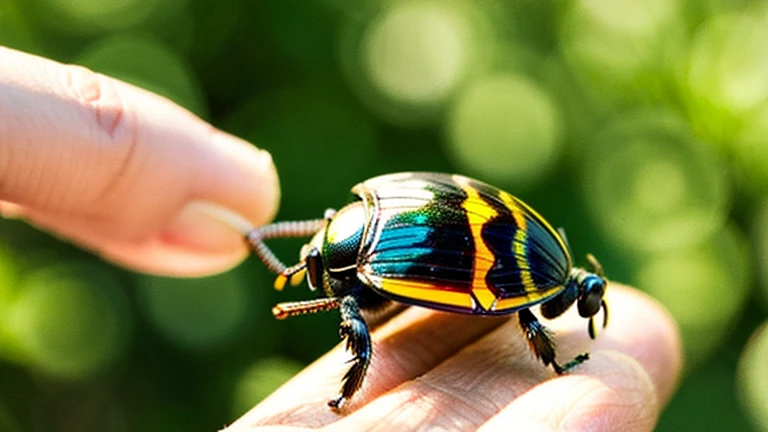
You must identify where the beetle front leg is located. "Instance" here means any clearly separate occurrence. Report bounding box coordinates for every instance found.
[328,295,372,410]
[517,309,588,374]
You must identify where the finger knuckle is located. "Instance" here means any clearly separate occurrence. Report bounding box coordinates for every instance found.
[61,64,136,145]
[59,64,140,206]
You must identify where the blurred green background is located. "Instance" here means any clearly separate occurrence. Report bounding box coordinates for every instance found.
[2,0,768,430]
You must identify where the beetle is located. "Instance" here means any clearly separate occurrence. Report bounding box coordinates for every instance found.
[245,172,608,410]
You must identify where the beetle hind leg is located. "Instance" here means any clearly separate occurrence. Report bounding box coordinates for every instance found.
[517,309,588,374]
[328,295,372,410]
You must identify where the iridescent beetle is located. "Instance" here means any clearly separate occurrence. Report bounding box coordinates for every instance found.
[246,172,608,409]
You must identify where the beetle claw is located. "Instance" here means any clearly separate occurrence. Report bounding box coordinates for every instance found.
[559,353,590,373]
[328,395,346,410]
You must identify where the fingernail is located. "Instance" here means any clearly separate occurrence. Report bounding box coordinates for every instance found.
[0,201,25,219]
[185,201,255,235]
[159,201,250,255]
[253,148,281,223]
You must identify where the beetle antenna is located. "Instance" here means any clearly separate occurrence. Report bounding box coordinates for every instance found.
[587,300,609,339]
[586,253,604,277]
[246,229,289,275]
[249,219,328,240]
[244,219,328,275]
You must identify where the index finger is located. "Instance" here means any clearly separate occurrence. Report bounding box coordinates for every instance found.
[0,47,279,276]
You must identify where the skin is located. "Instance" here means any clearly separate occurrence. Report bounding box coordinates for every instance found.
[0,46,279,276]
[227,285,680,432]
[0,47,683,432]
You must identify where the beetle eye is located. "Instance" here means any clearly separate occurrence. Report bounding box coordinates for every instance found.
[578,290,602,317]
[577,277,605,318]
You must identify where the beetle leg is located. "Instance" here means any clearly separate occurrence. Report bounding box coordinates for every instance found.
[518,309,557,370]
[586,253,604,278]
[556,227,573,255]
[517,309,589,374]
[328,295,371,410]
[539,282,578,319]
[272,297,340,320]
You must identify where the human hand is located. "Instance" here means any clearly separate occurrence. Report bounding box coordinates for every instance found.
[0,46,279,276]
[226,284,681,431]
[0,46,682,432]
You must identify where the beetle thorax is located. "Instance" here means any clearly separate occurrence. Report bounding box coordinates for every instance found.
[568,267,591,286]
[323,201,367,274]
[569,267,604,292]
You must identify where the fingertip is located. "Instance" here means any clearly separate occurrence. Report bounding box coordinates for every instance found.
[480,351,658,432]
[206,130,281,227]
[127,130,280,276]
[597,285,683,406]
[543,284,682,410]
[143,131,280,275]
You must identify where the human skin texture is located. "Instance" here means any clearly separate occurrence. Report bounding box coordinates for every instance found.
[0,46,279,276]
[226,285,681,432]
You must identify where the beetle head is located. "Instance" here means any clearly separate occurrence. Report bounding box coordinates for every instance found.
[576,254,608,339]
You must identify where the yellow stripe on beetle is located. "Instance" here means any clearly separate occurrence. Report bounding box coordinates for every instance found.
[456,178,499,311]
[498,191,548,295]
[498,190,572,269]
[493,285,564,312]
[377,278,475,309]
